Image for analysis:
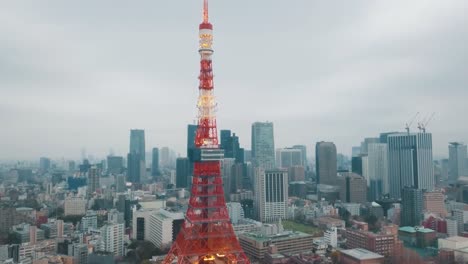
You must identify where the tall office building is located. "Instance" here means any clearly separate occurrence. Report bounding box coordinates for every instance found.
[315,142,337,185]
[388,133,434,198]
[400,187,423,227]
[220,130,244,163]
[222,158,236,198]
[129,129,146,182]
[116,174,126,193]
[151,148,160,176]
[87,166,100,195]
[276,148,303,168]
[39,157,51,172]
[367,143,389,200]
[292,145,308,168]
[254,169,288,222]
[187,124,198,161]
[127,153,141,184]
[449,142,467,183]
[107,156,123,174]
[176,158,190,188]
[251,122,275,169]
[337,172,367,204]
[130,129,146,162]
[360,138,380,155]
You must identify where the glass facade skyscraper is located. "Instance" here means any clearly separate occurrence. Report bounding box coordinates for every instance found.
[388,133,434,198]
[315,141,337,185]
[251,122,275,169]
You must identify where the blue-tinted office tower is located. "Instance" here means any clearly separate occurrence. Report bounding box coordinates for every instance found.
[220,129,244,163]
[151,148,160,176]
[176,157,190,188]
[187,124,198,162]
[388,133,434,198]
[251,122,275,169]
[130,130,146,162]
[401,186,423,226]
[127,153,141,184]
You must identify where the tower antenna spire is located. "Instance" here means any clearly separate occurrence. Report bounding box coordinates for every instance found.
[203,0,209,23]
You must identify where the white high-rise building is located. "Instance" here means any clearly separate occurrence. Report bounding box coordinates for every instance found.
[453,209,468,235]
[255,169,288,222]
[149,209,184,249]
[100,223,124,256]
[227,202,245,225]
[449,142,467,183]
[367,143,388,200]
[388,133,434,198]
[132,209,157,241]
[447,217,458,237]
[324,227,338,248]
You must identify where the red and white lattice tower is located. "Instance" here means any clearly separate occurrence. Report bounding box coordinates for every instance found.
[163,1,250,264]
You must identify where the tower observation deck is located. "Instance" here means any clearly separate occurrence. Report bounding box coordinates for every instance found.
[162,1,251,264]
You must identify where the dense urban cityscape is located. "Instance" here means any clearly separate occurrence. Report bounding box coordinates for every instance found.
[1,1,468,264]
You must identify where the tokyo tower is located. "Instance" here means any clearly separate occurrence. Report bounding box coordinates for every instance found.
[162,1,251,264]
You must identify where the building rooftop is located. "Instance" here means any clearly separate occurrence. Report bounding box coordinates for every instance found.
[442,236,468,243]
[341,248,384,260]
[241,231,311,242]
[399,226,434,233]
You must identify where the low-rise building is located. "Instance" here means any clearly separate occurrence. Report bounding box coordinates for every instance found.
[339,248,384,264]
[239,231,313,260]
[398,226,436,248]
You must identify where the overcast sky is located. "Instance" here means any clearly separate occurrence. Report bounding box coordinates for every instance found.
[1,1,467,160]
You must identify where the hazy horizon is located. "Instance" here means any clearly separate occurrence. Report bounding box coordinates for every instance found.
[1,1,467,160]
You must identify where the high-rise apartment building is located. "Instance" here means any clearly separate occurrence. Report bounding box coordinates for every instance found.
[276,148,303,168]
[449,142,467,183]
[367,143,388,201]
[151,148,160,176]
[254,169,288,222]
[100,223,124,256]
[400,187,423,227]
[176,158,190,188]
[388,133,434,198]
[251,122,275,169]
[315,142,337,185]
[81,211,97,232]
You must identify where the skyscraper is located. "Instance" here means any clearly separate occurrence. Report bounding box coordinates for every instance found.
[251,122,275,169]
[220,129,244,163]
[367,143,389,201]
[87,166,100,195]
[401,187,423,227]
[151,148,160,177]
[388,133,434,198]
[175,158,190,189]
[187,124,198,161]
[255,169,288,222]
[292,145,308,168]
[107,156,123,175]
[276,148,303,168]
[315,141,337,185]
[100,223,124,256]
[39,157,51,172]
[127,153,141,184]
[130,129,146,162]
[129,129,146,182]
[449,142,467,183]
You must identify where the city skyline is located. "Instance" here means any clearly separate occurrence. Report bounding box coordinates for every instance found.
[2,1,468,159]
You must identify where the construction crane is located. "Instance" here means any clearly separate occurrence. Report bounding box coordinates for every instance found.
[418,112,435,133]
[405,112,419,134]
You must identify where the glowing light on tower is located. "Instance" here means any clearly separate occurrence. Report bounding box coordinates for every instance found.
[163,1,251,263]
